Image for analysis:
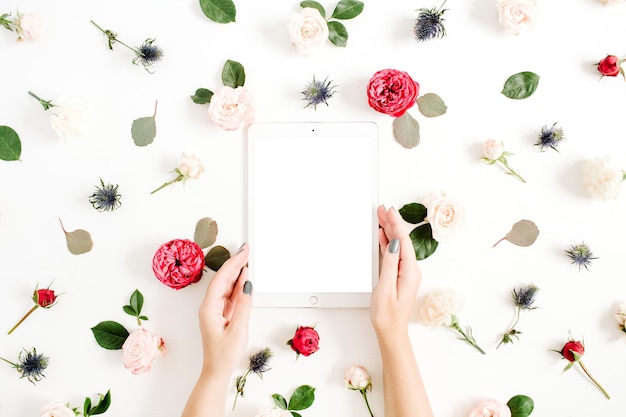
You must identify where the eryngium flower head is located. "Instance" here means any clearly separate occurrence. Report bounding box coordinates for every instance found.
[565,242,598,271]
[302,76,337,110]
[134,38,163,72]
[536,122,565,152]
[248,347,272,378]
[414,1,448,42]
[0,348,49,384]
[512,284,539,310]
[89,178,121,211]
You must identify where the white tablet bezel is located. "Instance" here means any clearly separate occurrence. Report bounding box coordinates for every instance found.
[246,122,379,308]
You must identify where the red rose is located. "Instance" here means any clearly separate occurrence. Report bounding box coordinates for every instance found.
[287,325,320,358]
[366,69,419,117]
[561,340,584,362]
[34,289,56,307]
[597,55,621,77]
[152,239,205,290]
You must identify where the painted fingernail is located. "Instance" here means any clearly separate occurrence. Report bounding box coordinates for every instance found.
[243,280,253,295]
[388,238,399,254]
[390,206,397,213]
[237,242,246,253]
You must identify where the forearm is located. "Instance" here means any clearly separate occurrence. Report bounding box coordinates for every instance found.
[377,332,434,417]
[181,369,231,417]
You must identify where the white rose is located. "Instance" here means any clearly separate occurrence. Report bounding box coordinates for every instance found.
[178,153,204,179]
[423,191,465,243]
[344,365,372,391]
[207,86,255,131]
[480,139,505,161]
[40,402,75,417]
[468,399,512,417]
[288,7,329,54]
[599,0,626,4]
[49,95,89,141]
[122,328,166,375]
[581,155,624,200]
[254,408,292,417]
[15,13,43,41]
[616,303,626,332]
[496,0,539,35]
[418,289,463,327]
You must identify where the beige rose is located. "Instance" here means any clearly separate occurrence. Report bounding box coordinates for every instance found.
[468,399,512,417]
[40,402,75,417]
[288,7,329,54]
[496,0,539,35]
[344,365,372,391]
[49,95,89,141]
[122,328,166,375]
[418,289,463,327]
[178,153,204,179]
[480,139,505,162]
[207,86,255,131]
[423,191,465,243]
[15,12,43,41]
[581,155,624,200]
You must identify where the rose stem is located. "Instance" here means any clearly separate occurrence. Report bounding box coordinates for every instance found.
[361,390,375,417]
[578,361,610,399]
[7,305,38,335]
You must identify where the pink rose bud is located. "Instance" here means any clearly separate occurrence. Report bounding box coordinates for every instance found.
[597,55,621,77]
[287,325,320,358]
[344,365,372,391]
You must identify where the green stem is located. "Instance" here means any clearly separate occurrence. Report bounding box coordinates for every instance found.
[361,389,374,417]
[498,158,526,183]
[449,316,486,355]
[90,20,138,54]
[232,369,251,410]
[28,91,54,110]
[0,356,17,367]
[578,360,610,399]
[497,306,521,349]
[8,305,38,335]
[150,174,184,194]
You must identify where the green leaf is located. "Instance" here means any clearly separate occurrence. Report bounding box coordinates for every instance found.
[501,71,540,100]
[83,397,91,417]
[327,20,348,47]
[191,88,214,104]
[129,289,144,316]
[331,0,364,19]
[199,0,236,23]
[88,390,112,416]
[416,93,447,117]
[131,117,156,147]
[291,413,303,417]
[59,219,93,255]
[399,203,427,224]
[122,305,137,317]
[138,315,148,321]
[204,245,231,271]
[494,219,539,247]
[409,224,439,260]
[300,1,326,18]
[392,112,420,149]
[288,385,315,411]
[221,59,246,88]
[91,321,129,350]
[0,125,21,161]
[272,394,288,410]
[507,395,534,417]
[194,217,218,248]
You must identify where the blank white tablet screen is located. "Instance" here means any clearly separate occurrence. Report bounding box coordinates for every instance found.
[248,123,377,296]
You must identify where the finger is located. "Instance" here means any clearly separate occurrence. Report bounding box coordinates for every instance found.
[224,266,248,320]
[385,207,414,261]
[376,237,400,296]
[206,243,249,298]
[228,268,253,333]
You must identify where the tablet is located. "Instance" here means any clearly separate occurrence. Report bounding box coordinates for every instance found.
[247,122,378,308]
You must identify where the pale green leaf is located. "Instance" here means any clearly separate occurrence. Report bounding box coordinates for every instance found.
[501,71,540,100]
[416,93,447,117]
[191,88,214,104]
[131,116,156,146]
[392,112,420,149]
[221,59,246,88]
[0,125,21,161]
[194,217,218,248]
[91,321,129,350]
[60,219,94,255]
[494,219,539,247]
[205,245,231,271]
[327,21,348,47]
[409,224,438,260]
[331,0,364,19]
[199,0,236,23]
[507,395,534,417]
[300,1,325,18]
[288,385,315,411]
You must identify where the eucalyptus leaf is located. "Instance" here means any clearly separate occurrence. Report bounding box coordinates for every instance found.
[392,112,420,149]
[416,93,447,117]
[131,101,158,147]
[88,390,112,416]
[331,0,364,19]
[0,125,21,161]
[199,0,236,23]
[221,59,246,88]
[501,71,540,100]
[300,0,326,18]
[205,245,231,271]
[91,320,129,350]
[191,88,214,104]
[409,224,439,260]
[272,394,288,410]
[59,219,93,255]
[194,217,218,248]
[327,20,348,47]
[507,395,534,417]
[288,385,316,411]
[494,219,539,247]
[399,202,427,224]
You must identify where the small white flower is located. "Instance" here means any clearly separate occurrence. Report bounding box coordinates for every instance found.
[581,155,624,200]
[207,86,255,131]
[39,402,75,417]
[49,95,89,142]
[480,139,505,162]
[423,191,465,243]
[178,153,204,179]
[15,12,43,42]
[468,399,512,417]
[418,289,463,328]
[288,7,329,54]
[344,365,372,391]
[122,328,166,375]
[496,0,539,35]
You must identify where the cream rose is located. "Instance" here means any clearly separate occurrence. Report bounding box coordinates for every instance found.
[39,402,75,417]
[468,399,511,417]
[423,191,465,243]
[49,95,89,141]
[178,153,204,179]
[15,13,43,42]
[581,155,624,200]
[480,139,505,161]
[344,365,372,391]
[122,328,166,375]
[418,289,463,327]
[207,86,255,131]
[496,0,539,35]
[288,7,329,54]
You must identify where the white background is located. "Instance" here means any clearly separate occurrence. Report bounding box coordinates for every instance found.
[1,0,626,416]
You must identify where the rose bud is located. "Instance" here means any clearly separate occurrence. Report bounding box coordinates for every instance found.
[344,365,372,391]
[554,337,609,399]
[287,325,320,359]
[561,340,584,362]
[597,55,621,77]
[8,283,60,335]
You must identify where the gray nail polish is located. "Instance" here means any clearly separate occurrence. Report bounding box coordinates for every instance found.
[243,280,253,295]
[388,238,399,254]
[237,242,246,253]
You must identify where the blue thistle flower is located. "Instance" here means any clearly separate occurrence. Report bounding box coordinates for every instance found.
[566,242,597,271]
[233,347,273,409]
[414,1,448,42]
[134,38,164,71]
[512,284,539,310]
[0,347,49,384]
[302,76,337,110]
[536,122,565,152]
[89,178,121,212]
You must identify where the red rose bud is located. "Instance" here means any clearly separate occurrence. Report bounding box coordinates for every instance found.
[34,289,56,307]
[556,338,610,399]
[287,325,320,358]
[561,340,584,362]
[366,69,419,117]
[597,55,621,77]
[152,239,205,290]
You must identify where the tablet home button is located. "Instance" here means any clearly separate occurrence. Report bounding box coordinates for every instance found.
[309,296,318,305]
